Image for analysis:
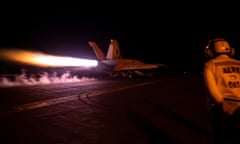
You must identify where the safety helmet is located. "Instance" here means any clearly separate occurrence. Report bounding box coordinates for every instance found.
[205,38,235,58]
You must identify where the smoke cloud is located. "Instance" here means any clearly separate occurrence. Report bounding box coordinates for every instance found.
[0,71,95,88]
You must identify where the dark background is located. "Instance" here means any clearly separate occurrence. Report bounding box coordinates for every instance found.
[1,2,240,73]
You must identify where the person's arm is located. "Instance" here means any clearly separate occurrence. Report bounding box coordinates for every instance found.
[203,63,224,105]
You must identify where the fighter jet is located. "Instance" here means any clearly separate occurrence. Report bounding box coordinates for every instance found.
[88,39,167,78]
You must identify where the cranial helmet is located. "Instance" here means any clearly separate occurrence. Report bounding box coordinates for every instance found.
[205,38,235,58]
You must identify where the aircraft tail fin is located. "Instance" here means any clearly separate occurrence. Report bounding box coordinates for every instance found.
[106,39,122,60]
[88,41,105,60]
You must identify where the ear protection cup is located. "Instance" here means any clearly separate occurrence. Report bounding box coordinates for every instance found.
[204,48,214,58]
[230,47,235,56]
[204,40,214,58]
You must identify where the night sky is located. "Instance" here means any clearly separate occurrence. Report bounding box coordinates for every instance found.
[1,2,240,73]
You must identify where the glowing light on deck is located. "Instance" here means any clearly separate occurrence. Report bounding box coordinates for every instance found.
[0,49,98,67]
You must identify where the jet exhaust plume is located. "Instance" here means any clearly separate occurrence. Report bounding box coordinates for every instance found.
[0,49,98,67]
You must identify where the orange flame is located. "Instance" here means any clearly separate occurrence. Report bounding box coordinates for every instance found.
[0,49,98,67]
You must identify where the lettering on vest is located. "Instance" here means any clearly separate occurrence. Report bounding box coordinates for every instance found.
[228,81,240,88]
[222,66,240,88]
[223,67,240,73]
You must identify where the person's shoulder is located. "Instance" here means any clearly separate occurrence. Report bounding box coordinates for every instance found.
[230,57,240,62]
[205,58,216,64]
[204,58,219,69]
[227,57,240,64]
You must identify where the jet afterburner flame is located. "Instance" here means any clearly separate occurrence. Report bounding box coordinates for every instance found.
[0,49,98,67]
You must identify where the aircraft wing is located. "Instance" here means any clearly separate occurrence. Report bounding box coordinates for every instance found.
[114,63,161,71]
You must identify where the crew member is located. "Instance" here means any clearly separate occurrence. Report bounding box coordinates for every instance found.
[204,37,240,144]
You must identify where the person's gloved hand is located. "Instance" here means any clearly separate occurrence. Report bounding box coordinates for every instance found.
[223,102,236,116]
